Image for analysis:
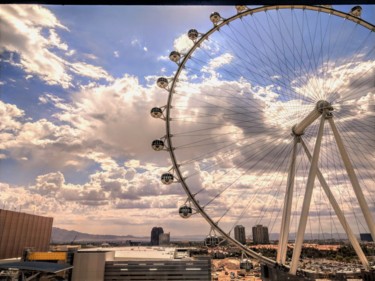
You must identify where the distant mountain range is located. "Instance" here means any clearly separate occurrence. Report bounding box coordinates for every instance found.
[51,227,350,243]
[51,227,205,243]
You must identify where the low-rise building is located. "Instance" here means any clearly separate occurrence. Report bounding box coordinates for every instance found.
[72,246,211,281]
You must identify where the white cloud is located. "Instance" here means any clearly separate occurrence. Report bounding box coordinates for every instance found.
[34,171,64,196]
[0,5,113,88]
[131,38,140,46]
[294,60,375,103]
[0,7,373,239]
[130,38,148,53]
[65,49,76,56]
[0,100,24,131]
[69,61,113,82]
[84,53,98,60]
[48,29,68,50]
[53,74,166,160]
[113,51,119,58]
[173,33,193,54]
[157,55,168,61]
[0,5,73,88]
[202,53,234,78]
[0,74,170,192]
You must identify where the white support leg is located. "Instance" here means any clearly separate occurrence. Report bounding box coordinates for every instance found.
[290,114,326,275]
[277,137,298,264]
[328,118,375,242]
[300,138,369,269]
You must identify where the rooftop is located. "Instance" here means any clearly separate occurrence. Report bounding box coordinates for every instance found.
[0,261,73,273]
[78,246,188,260]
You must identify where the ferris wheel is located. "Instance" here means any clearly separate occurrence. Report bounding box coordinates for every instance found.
[151,5,375,276]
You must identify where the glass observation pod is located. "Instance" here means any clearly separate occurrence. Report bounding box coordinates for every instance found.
[150,107,163,118]
[178,205,192,218]
[161,173,174,185]
[240,259,253,271]
[152,140,164,151]
[204,235,220,247]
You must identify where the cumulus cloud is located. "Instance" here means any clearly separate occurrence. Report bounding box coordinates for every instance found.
[202,53,234,78]
[0,71,183,216]
[0,5,113,88]
[34,171,64,196]
[1,6,373,238]
[0,71,168,172]
[52,74,166,160]
[0,100,24,131]
[0,5,72,87]
[173,33,194,54]
[69,62,113,82]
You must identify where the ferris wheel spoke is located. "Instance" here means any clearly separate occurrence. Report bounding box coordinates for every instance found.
[179,130,288,172]
[201,138,286,184]
[201,138,292,208]
[220,18,314,104]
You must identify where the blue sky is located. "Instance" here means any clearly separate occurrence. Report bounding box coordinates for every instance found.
[0,5,374,238]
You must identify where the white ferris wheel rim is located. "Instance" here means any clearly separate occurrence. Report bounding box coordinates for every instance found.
[156,4,375,272]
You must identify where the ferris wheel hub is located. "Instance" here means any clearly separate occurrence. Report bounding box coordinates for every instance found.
[316,100,333,113]
[292,100,333,136]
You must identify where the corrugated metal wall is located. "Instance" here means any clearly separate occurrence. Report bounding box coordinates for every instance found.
[0,209,53,259]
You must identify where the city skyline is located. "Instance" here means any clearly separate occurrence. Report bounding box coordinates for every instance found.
[0,4,374,239]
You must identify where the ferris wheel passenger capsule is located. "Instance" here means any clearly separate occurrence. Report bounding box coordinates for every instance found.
[169,51,181,63]
[157,77,169,89]
[188,29,199,41]
[152,140,164,151]
[210,12,221,24]
[161,173,174,185]
[235,5,247,13]
[350,6,362,17]
[150,107,163,118]
[240,259,253,271]
[204,235,220,247]
[179,205,192,218]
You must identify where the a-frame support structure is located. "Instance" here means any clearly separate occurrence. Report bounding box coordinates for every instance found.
[276,100,374,275]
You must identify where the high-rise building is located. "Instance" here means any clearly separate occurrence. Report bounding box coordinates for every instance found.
[252,224,269,244]
[159,233,170,246]
[360,233,373,242]
[0,209,53,259]
[234,225,246,244]
[150,227,164,246]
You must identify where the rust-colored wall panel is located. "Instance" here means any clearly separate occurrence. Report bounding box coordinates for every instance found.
[29,214,37,250]
[14,212,25,256]
[18,212,29,257]
[8,211,22,257]
[1,210,13,258]
[0,210,5,246]
[0,209,53,259]
[43,218,53,251]
[34,216,41,250]
[38,217,46,251]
